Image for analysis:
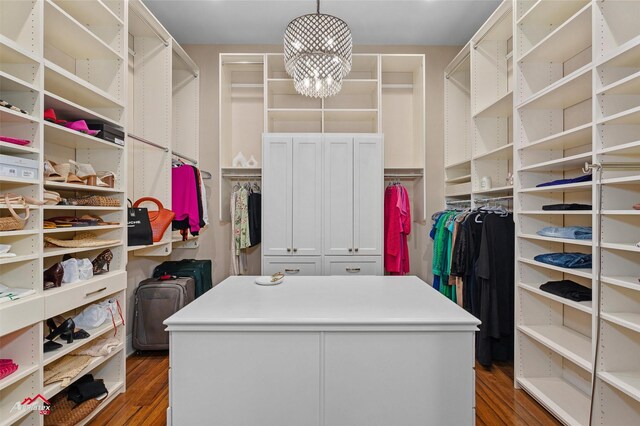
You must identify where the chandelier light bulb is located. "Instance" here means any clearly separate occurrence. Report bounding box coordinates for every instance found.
[283,0,352,98]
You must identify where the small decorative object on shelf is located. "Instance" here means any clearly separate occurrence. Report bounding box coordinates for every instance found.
[232,152,248,167]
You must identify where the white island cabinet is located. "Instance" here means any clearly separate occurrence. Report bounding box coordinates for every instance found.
[164,276,480,426]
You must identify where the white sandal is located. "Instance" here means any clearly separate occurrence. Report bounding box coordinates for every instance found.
[69,160,109,187]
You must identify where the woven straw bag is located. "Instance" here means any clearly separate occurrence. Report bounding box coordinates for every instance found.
[0,194,29,231]
[68,195,120,207]
[44,393,102,426]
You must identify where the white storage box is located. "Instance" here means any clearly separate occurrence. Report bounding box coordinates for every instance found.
[0,154,39,180]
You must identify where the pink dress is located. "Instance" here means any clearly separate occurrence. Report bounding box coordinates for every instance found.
[384,185,411,274]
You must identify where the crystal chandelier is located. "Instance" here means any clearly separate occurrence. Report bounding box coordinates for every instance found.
[284,0,352,98]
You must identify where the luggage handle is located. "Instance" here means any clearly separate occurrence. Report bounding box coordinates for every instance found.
[86,287,107,297]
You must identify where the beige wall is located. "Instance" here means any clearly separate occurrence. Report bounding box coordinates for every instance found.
[124,44,460,335]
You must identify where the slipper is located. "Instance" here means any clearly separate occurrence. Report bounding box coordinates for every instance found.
[44,108,67,124]
[65,120,100,136]
[0,136,30,146]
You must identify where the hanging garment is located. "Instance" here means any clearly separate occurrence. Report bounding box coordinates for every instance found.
[172,165,201,236]
[248,191,261,246]
[199,168,209,226]
[384,184,411,274]
[475,213,515,368]
[230,191,240,275]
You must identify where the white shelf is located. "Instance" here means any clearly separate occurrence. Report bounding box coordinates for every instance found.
[518,3,592,63]
[53,0,124,28]
[43,205,122,211]
[0,69,38,93]
[44,224,121,234]
[598,372,640,403]
[598,69,640,96]
[520,181,592,193]
[601,242,640,253]
[473,91,513,118]
[518,282,592,314]
[445,174,471,184]
[0,253,39,266]
[598,140,640,156]
[444,159,471,169]
[44,121,123,150]
[44,241,122,258]
[516,377,590,426]
[602,312,640,334]
[517,325,592,372]
[519,152,593,173]
[127,240,169,252]
[516,0,589,26]
[518,210,592,216]
[44,181,124,193]
[0,106,39,124]
[518,233,593,247]
[602,175,640,185]
[43,317,124,366]
[0,175,39,185]
[518,67,591,110]
[44,0,123,61]
[473,143,513,161]
[0,141,38,155]
[44,60,124,110]
[597,34,640,68]
[44,91,122,128]
[43,344,124,400]
[0,34,41,65]
[0,230,39,238]
[519,257,593,280]
[473,185,513,196]
[0,364,39,392]
[520,123,592,152]
[601,276,640,292]
[598,105,640,125]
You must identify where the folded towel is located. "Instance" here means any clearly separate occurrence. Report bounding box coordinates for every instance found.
[540,280,592,302]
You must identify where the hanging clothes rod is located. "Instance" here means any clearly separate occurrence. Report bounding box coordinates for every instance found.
[384,174,423,179]
[130,7,170,47]
[173,151,198,165]
[127,133,169,152]
[222,61,264,65]
[200,170,212,180]
[583,162,640,173]
[445,52,470,79]
[475,195,514,203]
[446,199,472,205]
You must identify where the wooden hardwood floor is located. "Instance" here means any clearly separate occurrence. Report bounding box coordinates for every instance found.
[90,353,561,426]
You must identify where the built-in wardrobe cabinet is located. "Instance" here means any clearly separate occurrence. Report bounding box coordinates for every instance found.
[262,135,323,259]
[262,134,383,276]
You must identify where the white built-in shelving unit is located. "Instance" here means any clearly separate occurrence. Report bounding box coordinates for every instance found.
[512,0,640,424]
[0,1,200,424]
[219,52,427,230]
[444,1,513,210]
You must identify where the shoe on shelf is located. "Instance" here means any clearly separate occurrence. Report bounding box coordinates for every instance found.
[43,341,63,353]
[43,263,64,290]
[97,171,115,188]
[44,160,65,182]
[45,317,76,344]
[50,161,84,185]
[47,317,90,341]
[44,108,67,124]
[91,249,113,275]
[69,160,109,187]
[65,120,100,137]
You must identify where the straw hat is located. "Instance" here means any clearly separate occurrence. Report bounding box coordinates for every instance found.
[44,232,120,248]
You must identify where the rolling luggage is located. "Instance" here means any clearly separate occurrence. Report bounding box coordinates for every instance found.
[132,276,195,351]
[152,259,212,298]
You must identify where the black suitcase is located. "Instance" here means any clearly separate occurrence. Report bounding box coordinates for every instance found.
[132,276,195,351]
[152,259,212,298]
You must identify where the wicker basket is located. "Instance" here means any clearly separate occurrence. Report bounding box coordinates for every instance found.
[44,393,102,426]
[0,195,29,231]
[67,195,120,207]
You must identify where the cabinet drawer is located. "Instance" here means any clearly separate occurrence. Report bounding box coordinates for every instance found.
[323,256,382,276]
[45,271,127,318]
[262,256,322,276]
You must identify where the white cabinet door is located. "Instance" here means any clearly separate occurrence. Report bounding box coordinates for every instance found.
[292,136,322,255]
[262,256,322,276]
[353,136,383,256]
[262,136,292,256]
[323,136,353,256]
[323,256,382,276]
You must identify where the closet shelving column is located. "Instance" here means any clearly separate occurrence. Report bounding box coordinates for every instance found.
[127,0,172,256]
[470,0,513,207]
[218,53,265,222]
[170,42,200,249]
[514,0,595,424]
[380,54,426,222]
[0,1,44,424]
[592,1,640,423]
[444,44,472,206]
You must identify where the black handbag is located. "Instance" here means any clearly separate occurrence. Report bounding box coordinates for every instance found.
[127,199,153,246]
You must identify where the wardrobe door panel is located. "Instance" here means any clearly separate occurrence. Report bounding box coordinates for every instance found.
[292,136,323,255]
[353,136,383,255]
[262,136,293,256]
[324,136,354,255]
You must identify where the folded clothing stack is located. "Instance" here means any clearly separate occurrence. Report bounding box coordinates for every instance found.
[0,359,18,380]
[537,226,592,240]
[534,252,592,269]
[540,280,592,302]
[67,374,108,403]
[542,203,592,211]
[536,174,592,188]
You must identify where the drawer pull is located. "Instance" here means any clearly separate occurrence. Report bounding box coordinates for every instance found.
[284,268,300,273]
[293,248,298,253]
[286,248,291,253]
[86,287,107,297]
[346,267,361,273]
[348,248,353,252]
[355,248,359,252]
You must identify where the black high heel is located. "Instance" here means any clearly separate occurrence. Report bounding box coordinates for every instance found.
[47,317,90,341]
[46,318,75,344]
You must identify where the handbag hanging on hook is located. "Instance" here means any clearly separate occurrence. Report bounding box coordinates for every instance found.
[133,197,175,243]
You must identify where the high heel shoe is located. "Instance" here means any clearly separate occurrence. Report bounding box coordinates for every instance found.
[45,317,75,344]
[91,249,113,275]
[47,317,90,340]
[69,160,109,187]
[48,161,84,184]
[43,263,64,290]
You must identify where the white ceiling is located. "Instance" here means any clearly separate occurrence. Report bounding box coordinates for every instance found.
[142,0,501,46]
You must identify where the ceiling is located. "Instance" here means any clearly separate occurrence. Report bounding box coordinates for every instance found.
[142,0,501,46]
